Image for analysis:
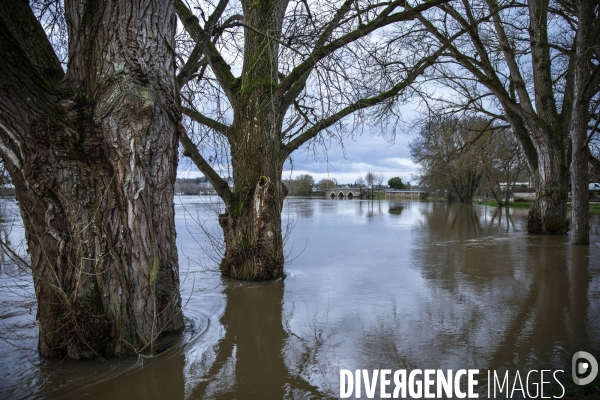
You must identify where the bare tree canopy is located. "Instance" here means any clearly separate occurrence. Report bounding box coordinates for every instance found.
[0,0,183,358]
[411,117,485,203]
[412,0,600,236]
[317,178,338,190]
[175,0,447,280]
[285,174,315,195]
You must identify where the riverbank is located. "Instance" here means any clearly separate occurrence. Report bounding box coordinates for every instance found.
[477,200,600,214]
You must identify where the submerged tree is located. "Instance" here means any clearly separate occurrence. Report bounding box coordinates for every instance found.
[175,0,447,280]
[479,131,528,206]
[0,0,183,358]
[415,0,579,234]
[411,117,490,203]
[570,0,600,244]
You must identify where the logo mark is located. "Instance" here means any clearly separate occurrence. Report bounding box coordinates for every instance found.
[572,351,598,385]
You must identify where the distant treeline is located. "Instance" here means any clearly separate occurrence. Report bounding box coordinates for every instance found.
[175,177,213,195]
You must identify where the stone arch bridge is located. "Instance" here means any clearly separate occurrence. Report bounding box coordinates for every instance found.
[325,188,361,199]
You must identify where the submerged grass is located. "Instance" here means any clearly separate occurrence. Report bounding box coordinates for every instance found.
[476,200,600,214]
[476,200,533,209]
[567,202,600,214]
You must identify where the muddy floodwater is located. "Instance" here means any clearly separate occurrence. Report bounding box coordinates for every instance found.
[1,197,599,399]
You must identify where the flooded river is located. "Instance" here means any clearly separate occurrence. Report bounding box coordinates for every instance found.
[1,197,599,399]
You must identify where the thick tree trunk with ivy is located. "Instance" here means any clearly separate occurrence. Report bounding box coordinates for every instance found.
[177,0,291,281]
[0,0,183,358]
[176,0,290,280]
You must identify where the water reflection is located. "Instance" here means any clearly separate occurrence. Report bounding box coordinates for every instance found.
[484,237,590,370]
[353,199,385,219]
[188,279,324,399]
[413,205,594,375]
[0,199,599,399]
[285,197,314,219]
[487,206,520,232]
[388,202,405,216]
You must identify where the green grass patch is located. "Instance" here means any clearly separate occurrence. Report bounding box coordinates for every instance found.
[567,202,600,214]
[477,200,600,213]
[588,203,600,213]
[476,200,533,209]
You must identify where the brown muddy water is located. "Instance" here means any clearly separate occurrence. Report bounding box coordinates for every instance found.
[0,197,599,399]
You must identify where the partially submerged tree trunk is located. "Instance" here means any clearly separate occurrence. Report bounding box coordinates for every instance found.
[450,169,481,204]
[418,0,572,234]
[176,0,444,280]
[524,0,570,235]
[0,0,183,358]
[219,118,287,280]
[526,138,569,234]
[569,0,600,244]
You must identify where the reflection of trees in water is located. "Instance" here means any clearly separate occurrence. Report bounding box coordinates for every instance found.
[355,199,383,219]
[354,308,414,372]
[590,215,600,237]
[485,238,592,371]
[24,334,187,399]
[388,202,405,216]
[411,203,593,374]
[486,206,520,233]
[284,198,314,219]
[190,279,325,399]
[318,199,338,214]
[419,203,484,241]
[419,203,526,242]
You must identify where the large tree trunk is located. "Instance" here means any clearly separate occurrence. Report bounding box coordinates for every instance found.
[218,149,287,280]
[571,102,590,244]
[527,135,569,235]
[0,0,183,358]
[218,92,287,280]
[570,0,595,245]
[216,0,288,280]
[524,0,569,235]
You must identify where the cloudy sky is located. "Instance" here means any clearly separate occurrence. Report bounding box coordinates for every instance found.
[177,97,424,187]
[177,128,419,186]
[283,130,418,184]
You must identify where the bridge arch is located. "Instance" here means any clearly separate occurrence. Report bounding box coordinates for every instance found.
[326,188,362,199]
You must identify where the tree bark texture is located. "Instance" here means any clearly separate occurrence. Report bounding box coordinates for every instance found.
[570,0,597,244]
[176,0,447,280]
[523,0,569,234]
[0,0,183,358]
[218,0,288,280]
[420,0,571,234]
[526,133,570,234]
